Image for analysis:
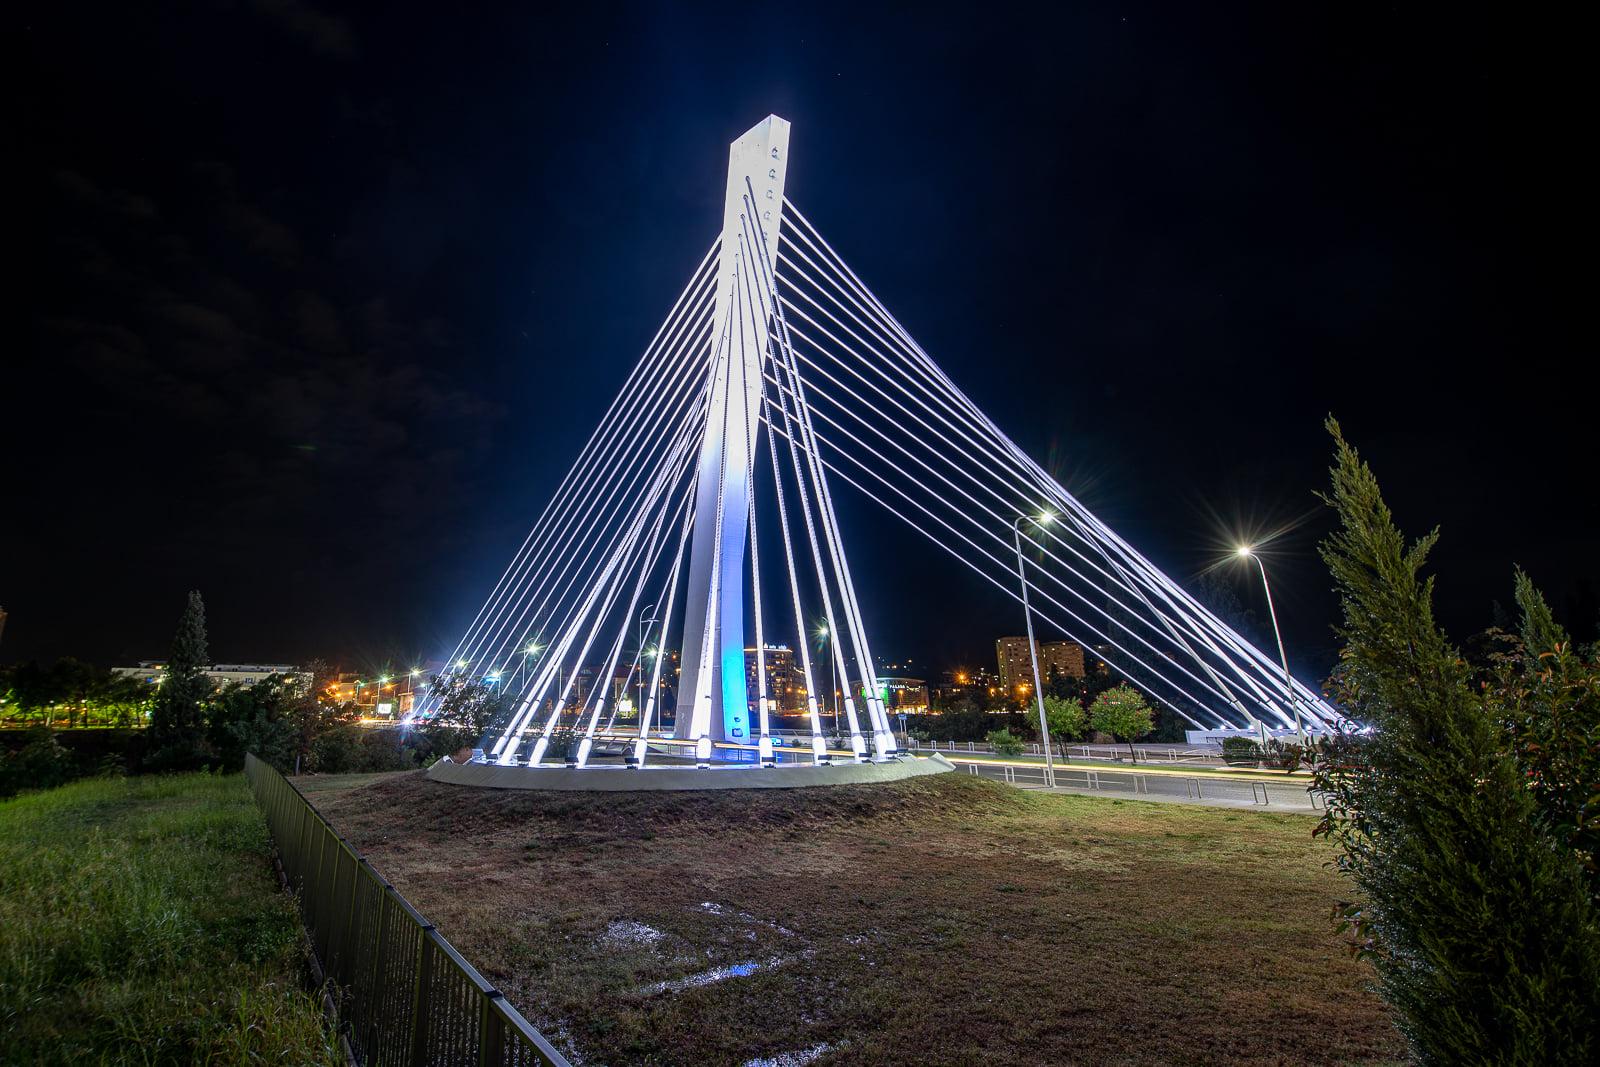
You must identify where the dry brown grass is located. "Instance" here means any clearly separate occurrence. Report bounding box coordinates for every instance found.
[310,770,1401,1066]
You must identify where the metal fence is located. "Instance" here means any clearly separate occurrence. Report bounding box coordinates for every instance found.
[957,757,1323,809]
[904,738,1220,764]
[244,754,571,1066]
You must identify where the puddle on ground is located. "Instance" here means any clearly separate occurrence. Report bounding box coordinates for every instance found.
[742,1043,835,1067]
[602,919,665,946]
[633,955,785,996]
[699,900,797,937]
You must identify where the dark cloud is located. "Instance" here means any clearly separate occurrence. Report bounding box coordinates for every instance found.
[53,169,158,221]
[248,0,355,57]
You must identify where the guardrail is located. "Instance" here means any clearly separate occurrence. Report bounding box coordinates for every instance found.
[906,738,1221,764]
[960,758,1317,808]
[244,754,570,1066]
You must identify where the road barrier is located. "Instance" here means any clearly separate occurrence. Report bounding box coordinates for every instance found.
[959,756,1316,809]
[244,754,570,1066]
[906,738,1219,764]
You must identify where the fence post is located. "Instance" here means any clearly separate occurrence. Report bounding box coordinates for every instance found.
[341,855,368,989]
[480,991,507,1067]
[312,821,332,957]
[409,928,438,1067]
[326,844,350,976]
[361,879,388,1058]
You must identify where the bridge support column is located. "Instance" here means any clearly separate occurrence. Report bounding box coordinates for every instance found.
[675,116,791,748]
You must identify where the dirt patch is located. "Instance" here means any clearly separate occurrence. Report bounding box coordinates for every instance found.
[311,771,1401,1066]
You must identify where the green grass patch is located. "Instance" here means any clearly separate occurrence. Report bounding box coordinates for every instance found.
[0,773,341,1064]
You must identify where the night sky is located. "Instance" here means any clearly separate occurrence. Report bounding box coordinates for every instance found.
[14,3,1593,683]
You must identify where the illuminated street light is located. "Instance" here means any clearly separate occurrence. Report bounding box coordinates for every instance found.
[1013,511,1057,788]
[1235,545,1306,744]
[638,603,659,724]
[817,623,839,737]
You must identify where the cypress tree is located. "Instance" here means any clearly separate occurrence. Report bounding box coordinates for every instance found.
[148,590,211,768]
[1310,419,1599,1064]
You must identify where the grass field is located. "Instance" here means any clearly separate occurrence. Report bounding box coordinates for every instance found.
[311,769,1403,1066]
[0,773,341,1065]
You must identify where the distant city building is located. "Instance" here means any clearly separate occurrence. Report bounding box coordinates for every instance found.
[878,676,929,714]
[745,644,804,712]
[1042,640,1086,680]
[115,661,311,691]
[995,637,1086,691]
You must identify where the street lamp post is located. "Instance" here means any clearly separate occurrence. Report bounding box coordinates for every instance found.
[638,603,658,726]
[818,624,839,739]
[1013,513,1057,788]
[1236,546,1306,744]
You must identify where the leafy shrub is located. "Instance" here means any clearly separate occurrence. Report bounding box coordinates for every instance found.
[986,728,1024,757]
[0,728,75,797]
[1263,740,1303,772]
[1221,736,1260,766]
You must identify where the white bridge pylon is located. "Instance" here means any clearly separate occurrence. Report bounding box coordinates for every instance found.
[414,115,1340,771]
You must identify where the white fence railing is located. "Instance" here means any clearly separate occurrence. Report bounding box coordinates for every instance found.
[958,758,1321,809]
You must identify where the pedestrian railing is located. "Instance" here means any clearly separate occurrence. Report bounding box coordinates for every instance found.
[959,755,1317,809]
[244,754,570,1066]
[905,738,1219,764]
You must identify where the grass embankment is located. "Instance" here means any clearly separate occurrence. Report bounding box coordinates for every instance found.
[313,770,1402,1066]
[0,773,341,1065]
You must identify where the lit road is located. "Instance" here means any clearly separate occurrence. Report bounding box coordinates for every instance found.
[946,756,1321,810]
[586,730,1320,810]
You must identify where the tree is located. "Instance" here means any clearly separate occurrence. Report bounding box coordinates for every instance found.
[285,661,357,773]
[405,677,514,765]
[1307,418,1598,1063]
[146,590,212,770]
[1497,570,1600,893]
[207,676,300,772]
[1042,694,1086,759]
[1090,684,1153,762]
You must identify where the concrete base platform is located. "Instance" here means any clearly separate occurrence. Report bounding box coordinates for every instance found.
[427,752,956,791]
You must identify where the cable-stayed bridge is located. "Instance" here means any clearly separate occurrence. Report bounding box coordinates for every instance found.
[410,115,1337,778]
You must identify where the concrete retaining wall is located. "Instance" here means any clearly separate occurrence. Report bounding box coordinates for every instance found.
[427,752,956,792]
